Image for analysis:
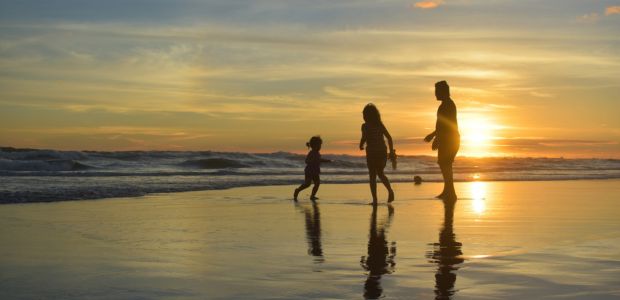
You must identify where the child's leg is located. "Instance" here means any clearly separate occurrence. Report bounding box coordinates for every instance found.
[310,174,320,200]
[377,168,394,202]
[368,168,378,204]
[294,175,312,200]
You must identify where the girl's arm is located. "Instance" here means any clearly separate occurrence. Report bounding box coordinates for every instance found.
[359,124,367,150]
[382,125,394,154]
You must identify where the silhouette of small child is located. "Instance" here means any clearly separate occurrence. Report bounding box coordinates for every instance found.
[294,136,331,201]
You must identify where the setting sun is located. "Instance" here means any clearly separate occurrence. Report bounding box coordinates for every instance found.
[459,115,501,157]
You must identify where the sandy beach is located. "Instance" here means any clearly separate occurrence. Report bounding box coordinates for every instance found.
[1,180,619,299]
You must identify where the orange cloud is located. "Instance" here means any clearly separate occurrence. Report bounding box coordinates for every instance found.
[413,0,444,9]
[606,6,620,15]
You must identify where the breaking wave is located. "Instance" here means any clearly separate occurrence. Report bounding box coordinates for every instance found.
[1,147,619,203]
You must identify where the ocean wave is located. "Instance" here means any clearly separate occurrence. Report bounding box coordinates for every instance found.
[180,158,250,169]
[2,147,620,203]
[0,147,88,161]
[0,158,95,171]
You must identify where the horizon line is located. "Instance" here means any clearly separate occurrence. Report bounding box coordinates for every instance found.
[2,146,618,160]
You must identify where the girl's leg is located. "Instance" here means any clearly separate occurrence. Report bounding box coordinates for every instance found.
[310,175,321,200]
[369,168,378,204]
[377,168,394,202]
[294,176,312,200]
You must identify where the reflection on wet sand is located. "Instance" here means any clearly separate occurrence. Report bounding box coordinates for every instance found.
[296,202,324,263]
[427,197,464,300]
[361,205,396,299]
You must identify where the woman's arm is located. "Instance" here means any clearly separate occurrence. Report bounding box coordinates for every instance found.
[425,106,441,142]
[424,130,436,142]
[359,124,367,150]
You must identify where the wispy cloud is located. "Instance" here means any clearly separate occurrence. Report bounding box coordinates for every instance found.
[606,6,620,16]
[529,91,554,98]
[413,0,444,9]
[495,138,618,147]
[576,12,599,23]
[1,1,619,156]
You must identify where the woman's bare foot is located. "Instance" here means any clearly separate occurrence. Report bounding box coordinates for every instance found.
[310,196,319,201]
[442,191,457,200]
[293,189,300,201]
[387,190,395,203]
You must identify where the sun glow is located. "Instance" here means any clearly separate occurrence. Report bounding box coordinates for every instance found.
[459,115,500,157]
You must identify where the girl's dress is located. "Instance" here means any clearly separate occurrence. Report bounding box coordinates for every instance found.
[363,122,387,169]
[305,150,321,180]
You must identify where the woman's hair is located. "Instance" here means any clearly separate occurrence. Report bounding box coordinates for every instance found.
[306,135,323,149]
[363,103,383,126]
[435,80,450,96]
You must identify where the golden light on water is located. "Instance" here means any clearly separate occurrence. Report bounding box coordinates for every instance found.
[471,181,487,215]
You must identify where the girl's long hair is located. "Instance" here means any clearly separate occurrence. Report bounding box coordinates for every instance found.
[363,103,383,126]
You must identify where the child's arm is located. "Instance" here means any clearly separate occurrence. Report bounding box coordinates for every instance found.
[359,124,367,150]
[383,125,395,154]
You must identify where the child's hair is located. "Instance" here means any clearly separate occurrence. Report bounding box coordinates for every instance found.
[306,135,322,149]
[363,103,383,126]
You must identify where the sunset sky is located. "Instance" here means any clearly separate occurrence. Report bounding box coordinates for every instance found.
[1,0,619,157]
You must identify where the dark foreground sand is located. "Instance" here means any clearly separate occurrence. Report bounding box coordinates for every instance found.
[1,180,619,299]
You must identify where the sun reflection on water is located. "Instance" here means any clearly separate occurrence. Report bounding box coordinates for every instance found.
[471,181,487,215]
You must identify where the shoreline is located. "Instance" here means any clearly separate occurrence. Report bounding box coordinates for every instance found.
[1,177,618,206]
[2,177,620,205]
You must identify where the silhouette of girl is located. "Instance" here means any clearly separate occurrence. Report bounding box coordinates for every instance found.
[359,104,395,204]
[294,136,331,201]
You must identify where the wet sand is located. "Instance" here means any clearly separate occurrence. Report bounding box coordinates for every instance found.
[1,180,619,299]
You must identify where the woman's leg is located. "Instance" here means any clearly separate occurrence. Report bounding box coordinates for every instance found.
[438,162,448,197]
[440,162,455,197]
[437,143,458,199]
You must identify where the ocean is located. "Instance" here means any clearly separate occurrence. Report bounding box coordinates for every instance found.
[2,147,619,203]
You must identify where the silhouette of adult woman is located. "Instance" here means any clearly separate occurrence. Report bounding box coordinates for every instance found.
[425,81,460,199]
[427,197,464,300]
[360,205,396,299]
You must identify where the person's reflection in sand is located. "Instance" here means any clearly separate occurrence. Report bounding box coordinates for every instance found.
[360,205,396,299]
[427,196,464,299]
[296,202,324,263]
